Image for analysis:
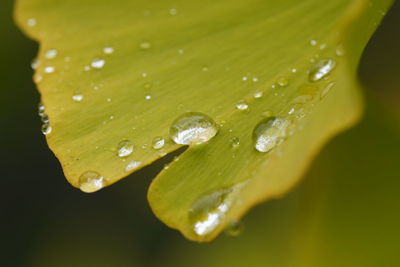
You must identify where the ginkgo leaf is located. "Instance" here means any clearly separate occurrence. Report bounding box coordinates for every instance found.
[15,0,392,242]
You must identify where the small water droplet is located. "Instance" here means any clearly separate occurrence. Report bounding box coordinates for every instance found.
[291,68,297,73]
[72,93,84,102]
[84,65,91,71]
[309,58,336,82]
[106,98,112,102]
[229,137,240,149]
[43,66,55,73]
[177,49,184,55]
[27,18,36,27]
[189,182,247,236]
[125,160,142,172]
[252,77,259,82]
[253,91,263,99]
[91,58,105,69]
[38,103,45,117]
[241,76,248,81]
[202,65,209,72]
[145,95,152,100]
[152,136,165,150]
[253,117,290,153]
[103,46,114,54]
[41,124,52,135]
[319,43,326,50]
[310,39,317,46]
[169,8,177,16]
[79,171,106,193]
[117,140,134,157]
[236,101,249,111]
[31,58,40,70]
[224,220,244,237]
[139,41,152,50]
[170,112,218,145]
[44,49,58,59]
[277,77,288,87]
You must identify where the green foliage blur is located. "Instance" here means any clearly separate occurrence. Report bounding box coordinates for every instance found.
[1,1,399,266]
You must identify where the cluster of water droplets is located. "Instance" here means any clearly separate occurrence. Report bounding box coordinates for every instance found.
[38,103,52,135]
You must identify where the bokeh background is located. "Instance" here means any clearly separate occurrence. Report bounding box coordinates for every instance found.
[1,1,399,266]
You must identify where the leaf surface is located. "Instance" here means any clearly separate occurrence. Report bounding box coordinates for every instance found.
[15,0,392,241]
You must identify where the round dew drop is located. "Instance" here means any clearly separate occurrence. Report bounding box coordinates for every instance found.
[117,140,134,157]
[224,220,244,237]
[41,124,52,135]
[253,117,290,153]
[91,58,105,69]
[170,112,218,145]
[78,171,106,193]
[44,49,58,59]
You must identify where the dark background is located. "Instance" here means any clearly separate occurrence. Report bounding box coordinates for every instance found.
[1,1,399,266]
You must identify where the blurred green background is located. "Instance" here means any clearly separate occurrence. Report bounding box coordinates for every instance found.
[1,1,399,266]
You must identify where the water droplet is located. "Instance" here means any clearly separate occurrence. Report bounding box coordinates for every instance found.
[277,77,288,87]
[310,39,317,46]
[224,220,244,237]
[84,65,91,71]
[202,65,209,72]
[31,58,40,70]
[291,68,297,73]
[253,117,290,153]
[170,112,218,145]
[78,171,106,193]
[41,124,52,135]
[229,137,240,149]
[38,103,45,117]
[43,66,55,73]
[169,8,177,16]
[309,58,336,82]
[189,182,247,236]
[145,95,152,100]
[319,43,326,50]
[252,77,259,82]
[253,91,263,99]
[27,18,36,27]
[91,58,105,69]
[177,49,184,55]
[117,140,134,157]
[241,76,248,81]
[139,41,152,50]
[72,94,84,102]
[44,49,58,59]
[152,136,165,150]
[103,46,114,54]
[236,101,249,111]
[125,160,142,172]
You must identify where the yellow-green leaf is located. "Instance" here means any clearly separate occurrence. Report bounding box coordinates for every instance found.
[15,0,392,242]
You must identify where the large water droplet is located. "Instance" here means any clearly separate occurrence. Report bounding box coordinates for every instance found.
[309,58,336,82]
[152,136,165,150]
[79,171,106,193]
[253,117,290,153]
[189,182,247,236]
[170,112,218,145]
[117,140,134,157]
